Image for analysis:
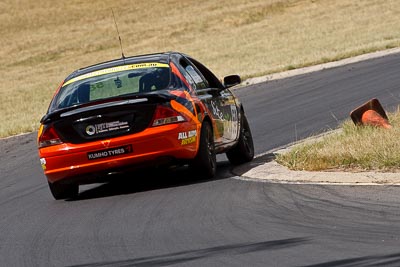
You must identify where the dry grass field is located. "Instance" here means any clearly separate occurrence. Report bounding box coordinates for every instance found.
[1,0,400,137]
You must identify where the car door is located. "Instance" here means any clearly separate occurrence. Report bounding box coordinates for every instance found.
[179,56,240,148]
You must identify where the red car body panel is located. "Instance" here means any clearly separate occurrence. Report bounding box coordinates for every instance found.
[41,121,200,183]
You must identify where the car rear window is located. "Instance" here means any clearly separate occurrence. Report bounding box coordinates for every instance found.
[51,63,171,111]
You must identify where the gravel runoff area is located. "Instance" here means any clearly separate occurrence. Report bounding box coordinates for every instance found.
[235,47,400,186]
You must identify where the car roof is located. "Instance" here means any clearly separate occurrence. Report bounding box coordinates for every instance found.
[64,52,180,83]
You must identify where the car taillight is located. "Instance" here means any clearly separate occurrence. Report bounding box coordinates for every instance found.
[38,124,63,148]
[151,105,186,127]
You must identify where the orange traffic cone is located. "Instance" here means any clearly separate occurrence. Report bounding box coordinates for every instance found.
[360,109,392,129]
[350,98,392,129]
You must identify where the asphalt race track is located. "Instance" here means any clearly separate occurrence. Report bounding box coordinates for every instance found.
[1,53,400,266]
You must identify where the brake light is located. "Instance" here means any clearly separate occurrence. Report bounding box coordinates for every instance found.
[151,105,186,126]
[38,124,63,148]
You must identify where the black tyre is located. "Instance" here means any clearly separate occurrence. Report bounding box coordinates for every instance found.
[48,181,79,200]
[226,112,254,165]
[191,121,216,178]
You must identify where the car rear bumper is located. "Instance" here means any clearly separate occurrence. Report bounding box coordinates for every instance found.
[39,123,199,183]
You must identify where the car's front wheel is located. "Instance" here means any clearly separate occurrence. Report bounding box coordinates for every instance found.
[190,121,216,178]
[226,112,254,165]
[48,181,79,200]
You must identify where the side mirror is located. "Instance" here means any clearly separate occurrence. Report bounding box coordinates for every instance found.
[223,75,241,88]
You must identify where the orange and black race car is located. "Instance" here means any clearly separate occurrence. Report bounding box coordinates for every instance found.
[37,52,254,199]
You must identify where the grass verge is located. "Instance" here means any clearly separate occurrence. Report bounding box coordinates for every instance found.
[276,109,400,172]
[1,0,400,137]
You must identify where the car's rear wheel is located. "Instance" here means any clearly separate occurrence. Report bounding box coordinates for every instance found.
[191,121,216,178]
[226,112,254,165]
[48,182,79,200]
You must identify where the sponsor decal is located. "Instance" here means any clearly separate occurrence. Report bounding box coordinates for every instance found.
[101,140,111,148]
[229,105,239,138]
[90,82,104,91]
[87,145,133,160]
[62,62,169,87]
[40,158,46,170]
[85,121,129,136]
[178,130,197,145]
[210,101,224,120]
[114,77,122,88]
[86,125,96,136]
